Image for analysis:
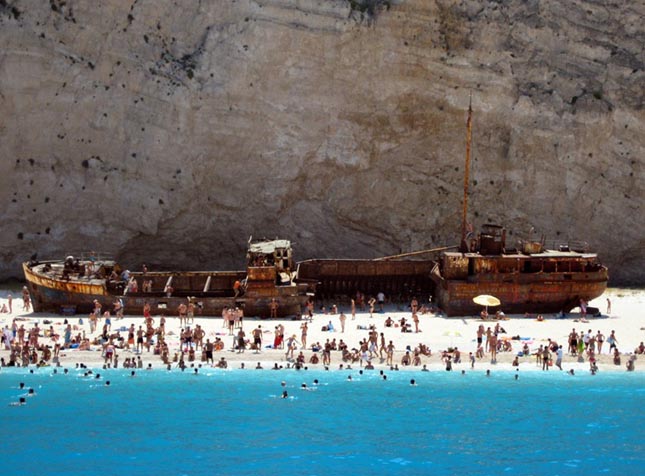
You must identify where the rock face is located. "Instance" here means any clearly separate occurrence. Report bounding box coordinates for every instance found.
[0,0,643,284]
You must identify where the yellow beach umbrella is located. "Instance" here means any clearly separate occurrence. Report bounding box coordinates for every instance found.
[473,295,501,307]
[473,295,501,318]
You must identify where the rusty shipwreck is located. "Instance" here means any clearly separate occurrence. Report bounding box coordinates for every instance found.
[430,99,608,316]
[297,99,608,316]
[23,239,310,318]
[23,103,608,318]
[430,224,608,316]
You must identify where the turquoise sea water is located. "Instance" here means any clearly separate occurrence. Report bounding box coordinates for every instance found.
[1,367,643,476]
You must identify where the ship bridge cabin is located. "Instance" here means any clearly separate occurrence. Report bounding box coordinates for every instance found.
[444,224,604,280]
[440,252,604,280]
[246,239,295,286]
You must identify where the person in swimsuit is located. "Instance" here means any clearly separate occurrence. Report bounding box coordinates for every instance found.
[300,322,308,350]
[127,324,135,349]
[252,326,262,353]
[237,329,246,353]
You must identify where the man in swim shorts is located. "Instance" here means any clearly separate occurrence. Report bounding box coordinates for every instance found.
[252,326,262,353]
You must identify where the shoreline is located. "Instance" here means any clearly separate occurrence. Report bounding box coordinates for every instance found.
[1,287,644,375]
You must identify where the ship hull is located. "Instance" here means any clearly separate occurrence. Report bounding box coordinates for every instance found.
[432,269,609,317]
[23,263,308,318]
[296,259,435,301]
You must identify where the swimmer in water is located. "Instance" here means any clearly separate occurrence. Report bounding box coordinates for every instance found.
[9,397,27,406]
[347,375,352,381]
[105,381,111,386]
[410,379,417,386]
[486,369,491,376]
[282,391,288,398]
[27,388,35,396]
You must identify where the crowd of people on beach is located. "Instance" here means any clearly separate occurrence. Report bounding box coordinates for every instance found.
[1,289,643,375]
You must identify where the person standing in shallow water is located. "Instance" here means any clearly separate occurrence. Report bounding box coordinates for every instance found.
[542,346,551,371]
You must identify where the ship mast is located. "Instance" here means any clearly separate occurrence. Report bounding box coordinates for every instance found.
[460,95,473,252]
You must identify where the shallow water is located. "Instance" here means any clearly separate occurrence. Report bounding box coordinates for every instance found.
[1,367,643,476]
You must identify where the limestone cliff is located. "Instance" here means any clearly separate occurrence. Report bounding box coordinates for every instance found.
[0,0,643,283]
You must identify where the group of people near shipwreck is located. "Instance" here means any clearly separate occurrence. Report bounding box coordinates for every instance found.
[2,286,643,374]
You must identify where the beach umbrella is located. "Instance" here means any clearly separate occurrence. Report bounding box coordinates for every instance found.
[473,294,501,317]
[473,295,501,307]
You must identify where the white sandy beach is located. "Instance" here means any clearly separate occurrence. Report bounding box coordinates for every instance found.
[1,287,643,374]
